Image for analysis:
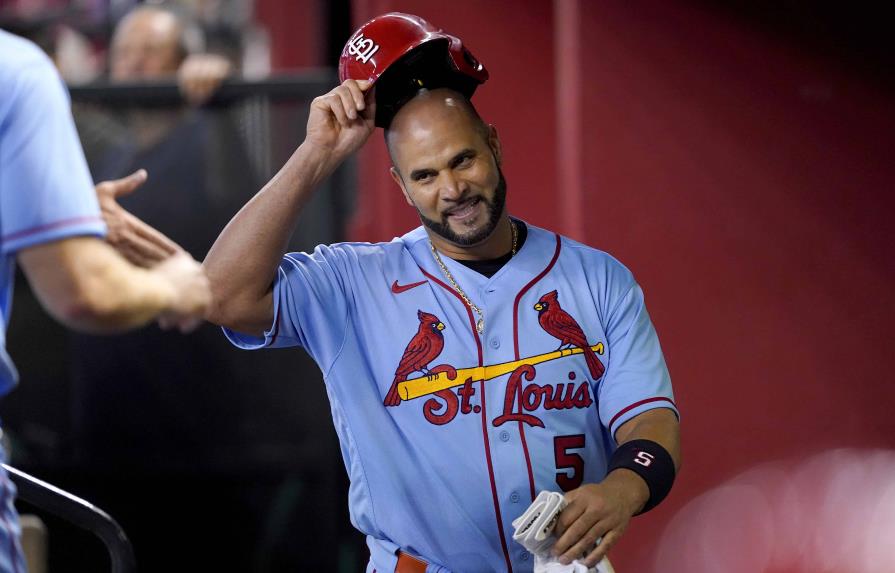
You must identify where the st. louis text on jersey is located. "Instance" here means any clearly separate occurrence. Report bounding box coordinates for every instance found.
[388,298,606,427]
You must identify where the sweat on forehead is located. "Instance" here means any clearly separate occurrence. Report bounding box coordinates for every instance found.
[384,88,487,160]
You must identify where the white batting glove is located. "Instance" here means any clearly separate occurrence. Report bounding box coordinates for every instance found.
[512,491,615,573]
[512,491,567,555]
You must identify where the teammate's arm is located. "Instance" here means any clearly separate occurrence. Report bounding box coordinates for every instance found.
[552,408,681,567]
[96,169,180,268]
[18,236,210,333]
[202,79,375,335]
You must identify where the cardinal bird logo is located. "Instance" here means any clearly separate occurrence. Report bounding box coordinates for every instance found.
[384,310,446,406]
[534,290,605,381]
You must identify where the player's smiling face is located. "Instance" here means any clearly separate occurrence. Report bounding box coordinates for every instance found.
[387,89,506,252]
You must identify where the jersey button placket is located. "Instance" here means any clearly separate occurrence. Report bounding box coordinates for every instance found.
[479,290,528,560]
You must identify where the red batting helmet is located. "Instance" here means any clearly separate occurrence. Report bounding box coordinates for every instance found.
[339,12,489,127]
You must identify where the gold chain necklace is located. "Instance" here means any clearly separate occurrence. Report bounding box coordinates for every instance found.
[429,220,518,335]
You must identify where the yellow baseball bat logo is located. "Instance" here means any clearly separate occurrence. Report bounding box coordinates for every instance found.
[398,343,604,401]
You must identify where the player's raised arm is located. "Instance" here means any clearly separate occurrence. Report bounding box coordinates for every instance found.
[201,80,376,335]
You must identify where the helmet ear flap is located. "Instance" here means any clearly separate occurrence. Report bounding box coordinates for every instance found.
[462,48,479,68]
[448,41,487,79]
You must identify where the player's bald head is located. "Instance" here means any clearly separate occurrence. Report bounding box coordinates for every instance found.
[384,88,490,169]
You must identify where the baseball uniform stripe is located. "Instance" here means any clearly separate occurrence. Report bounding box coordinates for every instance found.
[512,232,562,501]
[419,267,483,365]
[608,396,678,432]
[1,215,103,243]
[477,376,513,571]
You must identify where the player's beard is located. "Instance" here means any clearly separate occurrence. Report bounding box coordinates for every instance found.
[418,168,508,248]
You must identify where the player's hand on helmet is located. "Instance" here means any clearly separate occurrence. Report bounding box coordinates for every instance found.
[305,79,376,160]
[96,169,181,268]
[551,472,649,568]
[154,250,212,333]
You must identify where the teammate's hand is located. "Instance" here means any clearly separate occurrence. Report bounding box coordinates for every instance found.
[95,169,181,268]
[304,79,376,162]
[153,250,212,333]
[178,53,232,106]
[551,471,648,567]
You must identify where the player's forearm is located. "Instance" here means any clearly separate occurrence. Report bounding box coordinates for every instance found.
[20,238,177,333]
[615,408,681,472]
[203,141,340,327]
[598,465,651,517]
[607,408,681,515]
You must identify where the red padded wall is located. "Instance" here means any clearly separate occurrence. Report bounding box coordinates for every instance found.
[575,3,895,569]
[255,0,324,69]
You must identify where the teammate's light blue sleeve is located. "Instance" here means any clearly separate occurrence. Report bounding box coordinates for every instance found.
[224,245,351,373]
[0,39,105,256]
[598,282,677,439]
[0,32,106,394]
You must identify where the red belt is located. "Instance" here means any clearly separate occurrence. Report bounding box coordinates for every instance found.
[395,551,428,573]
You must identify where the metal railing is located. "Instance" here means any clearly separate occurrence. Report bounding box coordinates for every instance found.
[69,71,343,208]
[3,465,135,573]
[68,70,337,105]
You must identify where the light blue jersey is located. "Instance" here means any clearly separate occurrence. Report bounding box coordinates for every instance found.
[226,223,676,572]
[0,31,106,573]
[0,30,106,395]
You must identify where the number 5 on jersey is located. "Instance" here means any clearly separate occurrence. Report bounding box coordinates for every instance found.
[554,434,586,491]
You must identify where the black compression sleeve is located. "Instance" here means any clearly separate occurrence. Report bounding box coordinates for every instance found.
[607,439,676,515]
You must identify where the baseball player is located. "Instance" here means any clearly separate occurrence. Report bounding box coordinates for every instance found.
[0,30,210,572]
[114,12,681,572]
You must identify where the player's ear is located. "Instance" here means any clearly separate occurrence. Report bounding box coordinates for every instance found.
[487,124,502,165]
[389,166,414,207]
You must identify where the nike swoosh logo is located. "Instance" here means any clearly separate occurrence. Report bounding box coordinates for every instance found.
[391,279,427,294]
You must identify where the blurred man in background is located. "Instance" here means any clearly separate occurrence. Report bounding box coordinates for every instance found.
[80,2,240,190]
[67,0,265,492]
[110,3,233,113]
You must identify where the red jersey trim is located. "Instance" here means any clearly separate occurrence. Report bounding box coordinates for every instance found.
[512,233,562,502]
[608,396,678,432]
[1,215,103,244]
